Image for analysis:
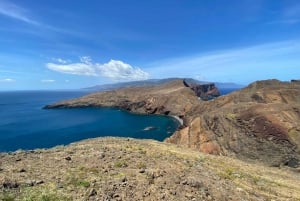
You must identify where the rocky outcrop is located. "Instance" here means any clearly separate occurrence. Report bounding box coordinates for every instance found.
[166,79,300,167]
[183,79,220,100]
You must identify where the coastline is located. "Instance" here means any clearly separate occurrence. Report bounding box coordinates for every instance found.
[170,115,183,126]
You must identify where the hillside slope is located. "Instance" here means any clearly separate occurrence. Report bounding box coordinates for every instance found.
[1,138,300,200]
[167,79,300,167]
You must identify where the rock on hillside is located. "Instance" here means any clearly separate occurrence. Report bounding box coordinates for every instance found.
[1,138,300,200]
[167,79,300,167]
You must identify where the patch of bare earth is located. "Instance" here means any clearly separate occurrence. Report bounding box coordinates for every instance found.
[1,138,300,201]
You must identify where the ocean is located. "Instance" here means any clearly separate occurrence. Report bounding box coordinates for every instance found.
[0,88,239,152]
[0,91,179,152]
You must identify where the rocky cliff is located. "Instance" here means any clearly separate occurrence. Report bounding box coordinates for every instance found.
[167,79,300,167]
[45,79,300,167]
[183,79,220,100]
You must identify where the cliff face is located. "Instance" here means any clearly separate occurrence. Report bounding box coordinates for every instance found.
[183,79,220,100]
[46,79,300,167]
[166,79,300,167]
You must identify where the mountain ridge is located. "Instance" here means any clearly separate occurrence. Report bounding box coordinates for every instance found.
[83,78,243,91]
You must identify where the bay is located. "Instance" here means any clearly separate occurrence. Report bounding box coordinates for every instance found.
[0,91,179,152]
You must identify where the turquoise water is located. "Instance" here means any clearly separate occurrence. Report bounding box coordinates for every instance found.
[0,91,179,152]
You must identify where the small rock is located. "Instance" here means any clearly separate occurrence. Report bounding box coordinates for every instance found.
[139,169,145,173]
[36,180,44,185]
[15,158,22,162]
[284,158,299,168]
[175,180,180,184]
[3,181,19,189]
[65,156,71,161]
[25,180,34,187]
[236,187,244,192]
[88,188,97,197]
[121,176,127,183]
[113,194,120,198]
[188,179,203,188]
[19,168,26,173]
[181,180,188,185]
[143,191,150,197]
[99,152,105,159]
[0,168,3,171]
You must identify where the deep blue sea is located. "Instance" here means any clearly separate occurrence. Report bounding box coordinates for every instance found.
[0,88,239,152]
[219,88,240,96]
[0,91,180,152]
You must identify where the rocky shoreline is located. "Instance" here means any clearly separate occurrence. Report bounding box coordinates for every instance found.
[170,115,184,126]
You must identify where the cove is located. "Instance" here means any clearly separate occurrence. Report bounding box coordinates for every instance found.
[0,91,179,152]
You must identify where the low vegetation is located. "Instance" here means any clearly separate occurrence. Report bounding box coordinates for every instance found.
[0,137,299,200]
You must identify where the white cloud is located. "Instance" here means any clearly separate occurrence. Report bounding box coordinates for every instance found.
[46,57,149,81]
[98,60,149,80]
[0,78,15,82]
[47,62,97,76]
[0,0,39,25]
[41,79,55,83]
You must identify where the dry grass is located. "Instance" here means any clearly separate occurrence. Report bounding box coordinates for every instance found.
[1,137,300,201]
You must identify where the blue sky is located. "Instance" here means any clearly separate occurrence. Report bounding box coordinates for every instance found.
[0,0,300,90]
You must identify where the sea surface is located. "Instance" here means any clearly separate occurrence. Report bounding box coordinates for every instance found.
[0,88,239,152]
[0,91,179,152]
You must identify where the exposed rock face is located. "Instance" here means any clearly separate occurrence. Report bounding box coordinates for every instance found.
[183,79,220,100]
[167,79,300,167]
[46,79,300,167]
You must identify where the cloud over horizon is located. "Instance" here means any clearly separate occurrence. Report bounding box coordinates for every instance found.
[41,79,55,83]
[0,78,15,82]
[46,57,149,81]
